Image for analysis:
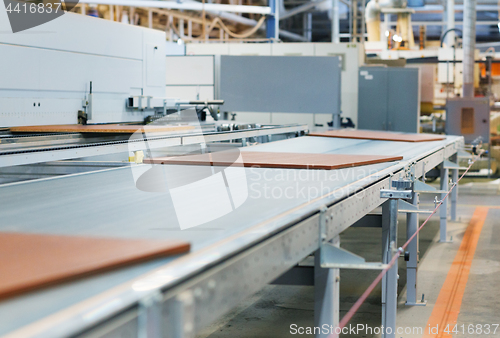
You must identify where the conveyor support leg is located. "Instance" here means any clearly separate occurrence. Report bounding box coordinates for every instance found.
[314,236,340,338]
[405,191,426,306]
[450,154,459,221]
[439,166,451,242]
[381,199,398,338]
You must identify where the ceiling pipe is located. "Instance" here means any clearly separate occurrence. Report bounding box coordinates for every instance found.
[78,0,272,15]
[462,0,476,97]
[206,7,308,41]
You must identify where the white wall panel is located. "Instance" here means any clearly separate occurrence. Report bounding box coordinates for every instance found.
[271,43,314,56]
[186,43,230,55]
[228,44,271,55]
[166,86,215,101]
[0,10,148,60]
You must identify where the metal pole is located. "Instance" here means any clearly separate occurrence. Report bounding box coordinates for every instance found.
[266,0,279,40]
[332,0,340,43]
[446,0,455,46]
[383,14,389,50]
[450,154,459,221]
[314,236,340,338]
[361,0,366,42]
[352,0,358,42]
[381,199,398,338]
[440,167,451,242]
[349,0,353,42]
[446,59,450,99]
[303,12,312,41]
[462,0,477,97]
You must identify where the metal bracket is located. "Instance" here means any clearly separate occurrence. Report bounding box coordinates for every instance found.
[443,159,467,170]
[406,297,428,306]
[380,189,412,199]
[398,200,432,214]
[318,206,387,270]
[320,243,388,270]
[457,149,472,158]
[413,180,446,194]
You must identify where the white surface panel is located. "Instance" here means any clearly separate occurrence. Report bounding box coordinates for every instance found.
[165,56,214,85]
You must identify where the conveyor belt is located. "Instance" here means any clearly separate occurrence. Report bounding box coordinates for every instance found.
[9,124,194,134]
[0,124,307,168]
[0,135,463,338]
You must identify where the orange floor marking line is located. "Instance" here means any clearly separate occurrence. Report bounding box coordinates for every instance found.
[422,207,489,338]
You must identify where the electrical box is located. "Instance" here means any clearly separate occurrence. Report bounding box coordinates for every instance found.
[358,66,420,133]
[445,98,490,143]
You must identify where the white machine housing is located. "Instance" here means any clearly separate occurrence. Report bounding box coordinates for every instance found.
[0,7,166,127]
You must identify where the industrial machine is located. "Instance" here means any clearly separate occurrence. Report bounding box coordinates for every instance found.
[0,9,167,126]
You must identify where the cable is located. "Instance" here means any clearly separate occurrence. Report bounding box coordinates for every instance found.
[167,14,266,40]
[208,16,266,39]
[328,149,485,338]
[440,28,463,47]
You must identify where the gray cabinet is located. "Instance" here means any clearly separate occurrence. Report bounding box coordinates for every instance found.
[358,67,420,133]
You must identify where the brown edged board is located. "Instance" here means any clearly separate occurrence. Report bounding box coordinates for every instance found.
[9,124,195,134]
[144,151,403,170]
[308,129,446,142]
[0,232,190,300]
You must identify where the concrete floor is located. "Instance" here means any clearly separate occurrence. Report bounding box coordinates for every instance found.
[197,185,500,338]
